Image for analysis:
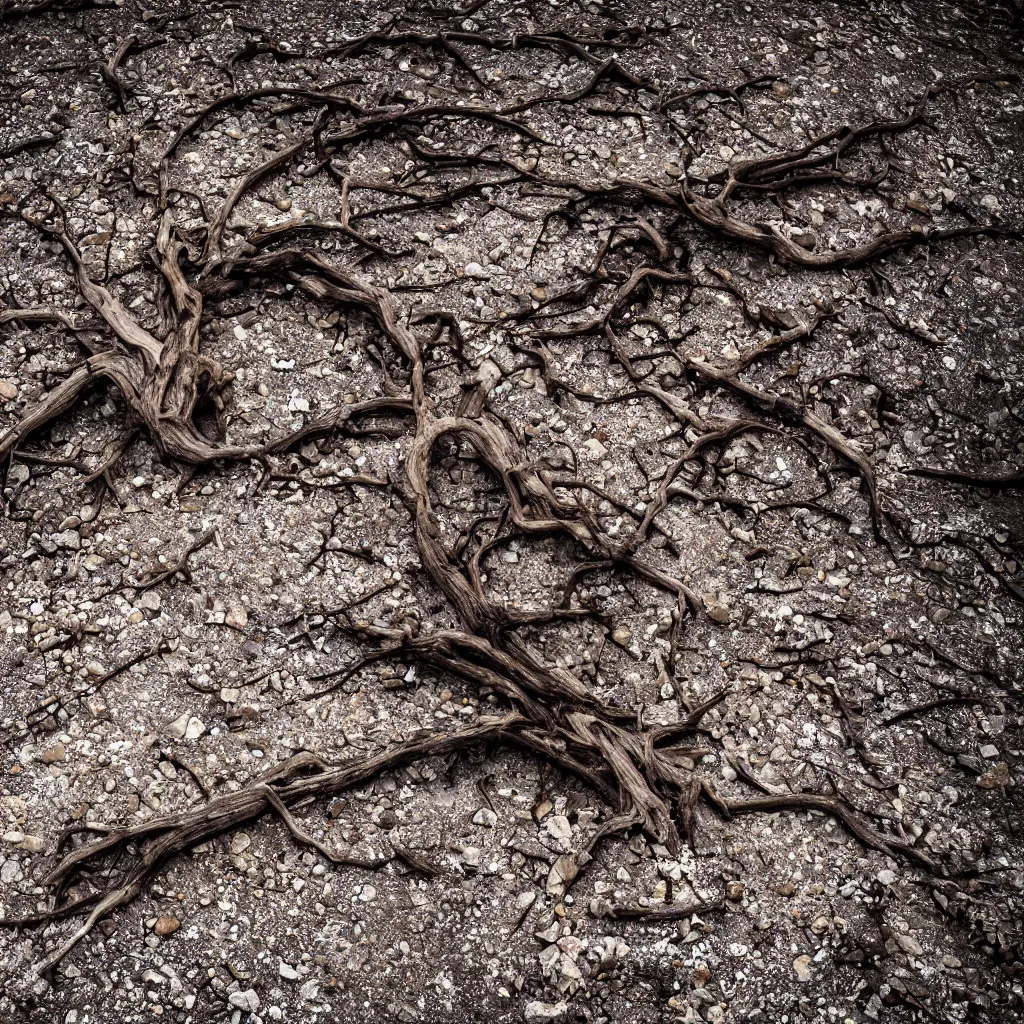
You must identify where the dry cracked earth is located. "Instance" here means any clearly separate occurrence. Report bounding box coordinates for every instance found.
[0,0,1023,1022]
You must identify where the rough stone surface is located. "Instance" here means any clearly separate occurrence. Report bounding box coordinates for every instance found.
[0,2,1021,1023]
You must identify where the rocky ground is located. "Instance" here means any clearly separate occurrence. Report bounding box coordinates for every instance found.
[0,0,1022,1022]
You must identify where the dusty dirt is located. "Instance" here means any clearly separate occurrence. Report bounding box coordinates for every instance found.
[0,1,1022,1022]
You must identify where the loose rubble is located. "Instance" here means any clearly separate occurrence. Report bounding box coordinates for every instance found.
[0,1,1021,1022]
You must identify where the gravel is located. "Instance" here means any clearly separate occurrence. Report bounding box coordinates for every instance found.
[0,0,1022,1022]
